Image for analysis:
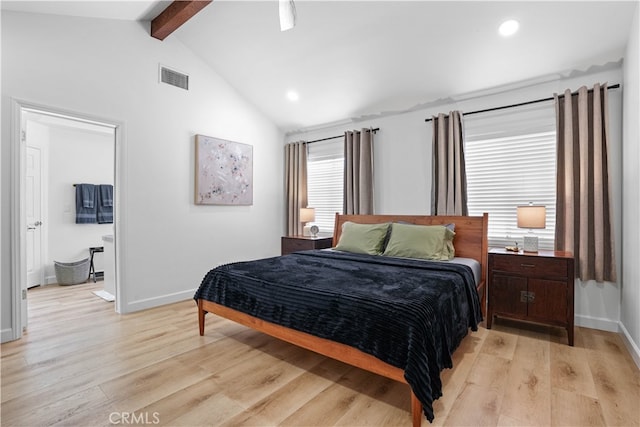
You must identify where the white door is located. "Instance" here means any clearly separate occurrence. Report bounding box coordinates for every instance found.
[26,145,43,293]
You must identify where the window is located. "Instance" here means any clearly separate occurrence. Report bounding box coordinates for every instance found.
[464,104,557,250]
[307,140,343,233]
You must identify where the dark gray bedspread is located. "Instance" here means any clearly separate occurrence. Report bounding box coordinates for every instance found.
[194,249,482,421]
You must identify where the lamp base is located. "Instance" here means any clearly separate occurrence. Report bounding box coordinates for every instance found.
[303,224,311,237]
[523,235,539,252]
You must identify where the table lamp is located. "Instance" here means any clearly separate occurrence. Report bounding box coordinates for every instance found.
[300,207,316,237]
[517,204,546,252]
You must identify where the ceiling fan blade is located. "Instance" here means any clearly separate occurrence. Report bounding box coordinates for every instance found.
[279,0,296,31]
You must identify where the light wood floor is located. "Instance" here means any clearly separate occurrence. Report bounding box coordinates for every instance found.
[2,283,639,427]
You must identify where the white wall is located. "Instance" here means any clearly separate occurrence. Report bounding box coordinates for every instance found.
[2,10,284,339]
[44,124,114,283]
[286,67,627,339]
[621,3,640,366]
[0,8,3,341]
[0,9,2,342]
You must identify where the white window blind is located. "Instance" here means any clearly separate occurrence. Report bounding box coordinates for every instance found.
[307,139,344,233]
[464,104,557,250]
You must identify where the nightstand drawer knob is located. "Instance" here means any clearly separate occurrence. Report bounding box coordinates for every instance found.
[520,291,528,303]
[520,263,536,268]
[520,291,535,302]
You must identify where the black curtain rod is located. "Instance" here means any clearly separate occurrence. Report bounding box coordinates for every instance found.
[306,127,380,144]
[424,83,620,123]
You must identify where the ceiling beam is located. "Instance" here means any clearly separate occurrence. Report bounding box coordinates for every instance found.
[151,0,212,41]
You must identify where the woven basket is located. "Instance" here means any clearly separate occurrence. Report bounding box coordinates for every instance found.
[54,258,90,285]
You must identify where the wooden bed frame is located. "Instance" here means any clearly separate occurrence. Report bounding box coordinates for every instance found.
[198,213,488,426]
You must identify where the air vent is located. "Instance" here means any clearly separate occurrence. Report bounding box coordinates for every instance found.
[159,65,189,90]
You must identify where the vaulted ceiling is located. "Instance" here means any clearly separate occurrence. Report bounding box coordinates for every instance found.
[2,1,637,133]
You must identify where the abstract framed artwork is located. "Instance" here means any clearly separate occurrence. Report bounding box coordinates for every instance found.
[195,134,253,205]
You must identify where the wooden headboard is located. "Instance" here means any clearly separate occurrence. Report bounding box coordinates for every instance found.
[332,213,489,313]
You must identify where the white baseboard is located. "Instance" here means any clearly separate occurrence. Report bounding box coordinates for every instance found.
[619,321,640,370]
[121,289,196,314]
[1,327,16,343]
[575,314,619,332]
[576,314,640,370]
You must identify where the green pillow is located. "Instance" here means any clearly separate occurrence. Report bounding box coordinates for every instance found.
[334,222,391,255]
[383,223,455,260]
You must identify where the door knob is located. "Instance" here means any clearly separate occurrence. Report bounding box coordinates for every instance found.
[27,221,42,230]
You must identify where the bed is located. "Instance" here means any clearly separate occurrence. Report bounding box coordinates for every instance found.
[195,213,488,426]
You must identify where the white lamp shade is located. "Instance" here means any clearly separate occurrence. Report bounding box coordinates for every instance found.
[517,205,546,229]
[300,207,315,223]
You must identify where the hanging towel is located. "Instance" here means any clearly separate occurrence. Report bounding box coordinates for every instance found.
[75,184,97,224]
[80,184,94,208]
[99,184,113,207]
[97,184,113,224]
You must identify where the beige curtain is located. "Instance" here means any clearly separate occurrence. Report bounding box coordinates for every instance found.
[285,141,308,235]
[344,129,374,215]
[555,84,616,282]
[431,111,468,215]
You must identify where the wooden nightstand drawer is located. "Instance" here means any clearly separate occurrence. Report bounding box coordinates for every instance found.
[281,235,333,255]
[285,238,315,252]
[491,255,568,278]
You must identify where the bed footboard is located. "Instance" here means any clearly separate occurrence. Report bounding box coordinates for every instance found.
[197,298,423,426]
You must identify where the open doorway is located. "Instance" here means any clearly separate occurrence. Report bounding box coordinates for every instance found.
[10,100,122,338]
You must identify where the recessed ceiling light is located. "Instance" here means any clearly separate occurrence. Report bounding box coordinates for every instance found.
[286,90,299,102]
[499,19,519,37]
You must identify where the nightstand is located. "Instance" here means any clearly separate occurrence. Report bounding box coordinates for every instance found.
[487,248,575,346]
[281,235,333,255]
